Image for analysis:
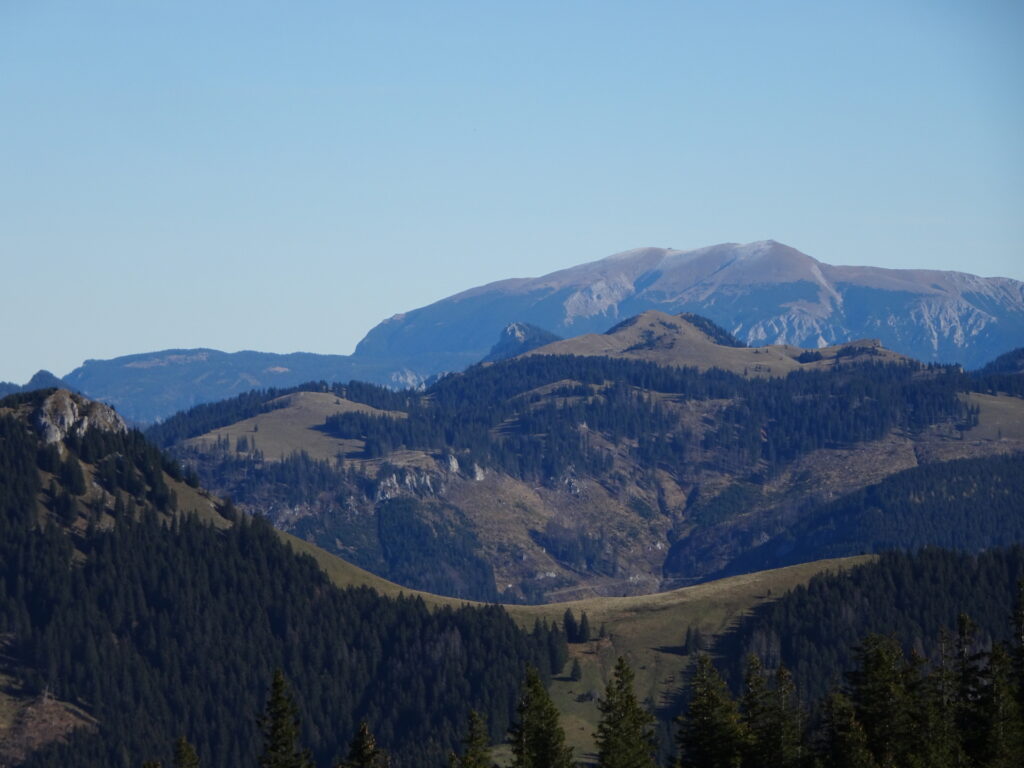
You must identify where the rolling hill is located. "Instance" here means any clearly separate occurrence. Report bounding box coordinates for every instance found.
[155,313,1024,603]
[523,309,910,376]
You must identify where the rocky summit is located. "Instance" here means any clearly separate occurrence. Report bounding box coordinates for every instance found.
[354,239,1024,375]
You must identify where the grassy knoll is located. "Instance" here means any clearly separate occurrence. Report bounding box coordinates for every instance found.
[184,390,402,462]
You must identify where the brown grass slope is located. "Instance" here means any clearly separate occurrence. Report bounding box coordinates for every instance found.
[184,390,405,463]
[523,309,910,376]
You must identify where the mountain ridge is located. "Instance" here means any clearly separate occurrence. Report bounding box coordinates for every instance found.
[161,326,1024,602]
[29,240,1024,424]
[354,239,1024,374]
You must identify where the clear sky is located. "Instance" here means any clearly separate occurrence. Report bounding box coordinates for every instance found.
[2,1,1022,383]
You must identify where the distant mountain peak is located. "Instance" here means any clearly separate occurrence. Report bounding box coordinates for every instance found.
[353,240,1024,374]
[483,322,562,363]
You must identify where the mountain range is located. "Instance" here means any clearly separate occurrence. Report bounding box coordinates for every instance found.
[149,312,1024,602]
[8,240,1023,424]
[354,239,1024,375]
[3,383,1021,764]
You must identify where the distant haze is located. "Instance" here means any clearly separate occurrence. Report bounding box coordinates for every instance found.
[1,1,1021,382]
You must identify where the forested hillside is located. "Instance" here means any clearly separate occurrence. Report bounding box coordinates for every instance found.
[153,329,1024,601]
[713,547,1024,702]
[0,390,562,767]
[713,453,1024,576]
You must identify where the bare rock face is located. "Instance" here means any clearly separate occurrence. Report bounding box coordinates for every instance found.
[33,389,126,445]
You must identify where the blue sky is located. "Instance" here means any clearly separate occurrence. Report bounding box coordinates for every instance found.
[2,1,1022,382]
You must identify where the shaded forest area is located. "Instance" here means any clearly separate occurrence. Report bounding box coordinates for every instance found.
[0,396,563,768]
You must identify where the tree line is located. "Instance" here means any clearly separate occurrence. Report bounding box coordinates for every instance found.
[144,597,1024,768]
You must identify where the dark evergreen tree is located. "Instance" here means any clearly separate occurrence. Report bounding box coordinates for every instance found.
[819,692,878,768]
[60,455,86,495]
[508,667,573,768]
[594,656,657,768]
[173,737,200,768]
[676,654,746,768]
[340,722,388,768]
[903,644,962,768]
[258,670,312,768]
[848,635,914,768]
[570,658,582,682]
[975,645,1024,768]
[578,612,591,643]
[953,613,988,760]
[740,657,802,768]
[449,710,492,768]
[563,609,579,644]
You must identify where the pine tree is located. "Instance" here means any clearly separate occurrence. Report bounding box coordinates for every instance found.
[449,710,492,768]
[258,669,312,768]
[509,667,574,768]
[173,736,200,768]
[903,645,962,768]
[570,658,583,682]
[676,654,745,768]
[740,657,802,768]
[848,634,912,768]
[563,609,579,644]
[340,721,388,768]
[578,612,591,643]
[953,613,988,761]
[819,691,878,768]
[595,656,656,768]
[976,645,1024,768]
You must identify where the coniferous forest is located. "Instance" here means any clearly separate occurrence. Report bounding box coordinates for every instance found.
[670,546,1024,768]
[0,393,562,767]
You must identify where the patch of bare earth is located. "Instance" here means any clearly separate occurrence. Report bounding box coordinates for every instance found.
[0,690,96,767]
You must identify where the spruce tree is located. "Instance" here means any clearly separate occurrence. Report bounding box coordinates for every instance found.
[258,669,312,768]
[509,667,573,768]
[570,658,583,682]
[848,634,912,768]
[953,613,988,761]
[578,612,591,643]
[819,692,878,768]
[449,710,492,768]
[563,609,579,644]
[676,654,745,768]
[976,645,1024,768]
[740,657,802,768]
[595,656,656,768]
[173,736,200,768]
[340,721,388,768]
[904,645,962,768]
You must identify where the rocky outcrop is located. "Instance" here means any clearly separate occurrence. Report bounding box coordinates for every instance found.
[33,389,126,445]
[482,322,562,362]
